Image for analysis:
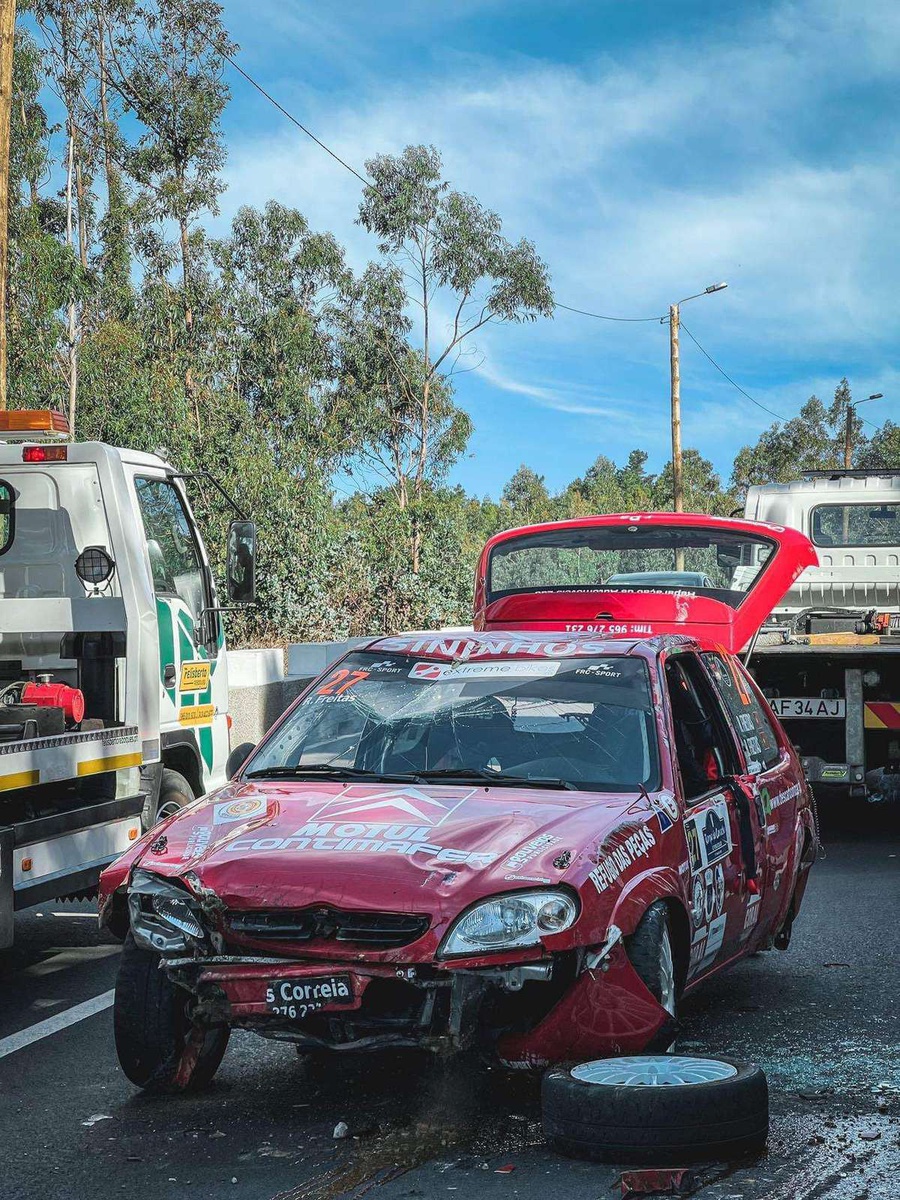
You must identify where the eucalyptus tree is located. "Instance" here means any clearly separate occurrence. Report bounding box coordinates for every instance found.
[358,144,554,570]
[110,0,235,436]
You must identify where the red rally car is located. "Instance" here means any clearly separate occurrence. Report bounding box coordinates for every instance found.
[100,513,820,1092]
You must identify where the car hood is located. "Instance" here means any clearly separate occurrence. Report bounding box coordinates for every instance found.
[130,780,642,919]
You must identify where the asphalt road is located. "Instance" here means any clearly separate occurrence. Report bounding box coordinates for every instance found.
[1,826,898,1200]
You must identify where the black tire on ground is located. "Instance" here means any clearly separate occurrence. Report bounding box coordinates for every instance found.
[143,768,195,831]
[114,933,229,1093]
[542,1056,768,1164]
[625,901,678,1050]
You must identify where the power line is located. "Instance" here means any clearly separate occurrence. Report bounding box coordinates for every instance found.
[216,48,662,325]
[555,301,664,323]
[680,320,886,434]
[678,320,790,423]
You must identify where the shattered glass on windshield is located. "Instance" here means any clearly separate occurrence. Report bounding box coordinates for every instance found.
[246,651,659,793]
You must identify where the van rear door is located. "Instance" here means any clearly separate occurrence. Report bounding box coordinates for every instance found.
[474,513,817,652]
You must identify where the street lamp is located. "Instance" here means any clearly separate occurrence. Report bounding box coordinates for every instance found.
[844,393,884,468]
[667,283,728,513]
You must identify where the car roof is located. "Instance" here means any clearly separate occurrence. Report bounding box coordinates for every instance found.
[363,628,699,661]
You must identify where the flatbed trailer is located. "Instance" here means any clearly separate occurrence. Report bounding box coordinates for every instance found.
[746,471,900,804]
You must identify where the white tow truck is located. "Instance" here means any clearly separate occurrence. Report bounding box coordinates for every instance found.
[745,470,900,803]
[0,409,256,947]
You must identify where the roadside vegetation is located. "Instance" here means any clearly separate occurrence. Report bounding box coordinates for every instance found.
[8,3,900,644]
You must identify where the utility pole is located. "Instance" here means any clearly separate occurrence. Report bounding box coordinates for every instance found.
[669,302,682,513]
[0,0,16,411]
[665,283,728,517]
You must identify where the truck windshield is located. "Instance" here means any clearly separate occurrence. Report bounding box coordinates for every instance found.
[488,526,775,607]
[811,503,900,547]
[247,652,660,793]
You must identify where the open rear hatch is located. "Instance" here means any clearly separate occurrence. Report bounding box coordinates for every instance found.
[474,513,817,652]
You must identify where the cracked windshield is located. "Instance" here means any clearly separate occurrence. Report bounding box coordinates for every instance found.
[247,651,659,792]
[488,525,776,604]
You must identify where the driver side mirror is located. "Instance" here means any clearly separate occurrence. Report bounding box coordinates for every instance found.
[226,520,256,604]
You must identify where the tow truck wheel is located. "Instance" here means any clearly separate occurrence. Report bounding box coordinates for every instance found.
[542,1056,768,1163]
[114,933,229,1093]
[143,768,195,830]
[626,902,679,1048]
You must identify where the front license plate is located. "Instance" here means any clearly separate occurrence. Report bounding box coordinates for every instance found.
[770,697,845,719]
[265,974,354,1019]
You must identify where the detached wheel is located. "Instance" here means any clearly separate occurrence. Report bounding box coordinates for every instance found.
[542,1055,768,1164]
[143,768,195,830]
[114,933,229,1093]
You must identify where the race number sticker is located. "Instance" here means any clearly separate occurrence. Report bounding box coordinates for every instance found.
[316,668,370,696]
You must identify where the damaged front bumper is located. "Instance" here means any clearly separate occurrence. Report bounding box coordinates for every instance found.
[160,934,671,1065]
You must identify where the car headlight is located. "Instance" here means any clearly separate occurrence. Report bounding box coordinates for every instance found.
[438,889,579,958]
[128,869,206,953]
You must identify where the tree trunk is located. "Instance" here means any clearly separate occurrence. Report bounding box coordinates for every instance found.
[178,203,200,439]
[65,128,78,433]
[0,0,17,410]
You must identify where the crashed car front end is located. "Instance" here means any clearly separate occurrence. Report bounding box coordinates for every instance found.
[102,830,673,1066]
[100,639,678,1070]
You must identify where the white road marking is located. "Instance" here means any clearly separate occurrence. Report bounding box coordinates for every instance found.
[0,989,115,1061]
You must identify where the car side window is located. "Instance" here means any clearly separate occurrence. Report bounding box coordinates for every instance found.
[134,477,206,626]
[664,653,738,803]
[703,652,781,772]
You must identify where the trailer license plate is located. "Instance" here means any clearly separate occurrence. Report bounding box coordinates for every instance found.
[265,974,353,1018]
[770,698,845,719]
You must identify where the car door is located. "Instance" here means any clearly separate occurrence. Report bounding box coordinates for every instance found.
[663,651,756,978]
[702,650,801,944]
[131,473,229,795]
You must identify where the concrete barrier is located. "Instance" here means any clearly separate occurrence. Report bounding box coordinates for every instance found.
[226,640,368,749]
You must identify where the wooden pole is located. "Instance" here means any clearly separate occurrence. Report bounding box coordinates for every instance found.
[0,0,16,411]
[670,302,683,511]
[844,402,854,470]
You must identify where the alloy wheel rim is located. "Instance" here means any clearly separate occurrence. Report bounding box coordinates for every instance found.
[571,1056,737,1086]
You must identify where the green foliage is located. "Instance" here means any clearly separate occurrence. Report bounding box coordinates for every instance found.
[7,9,895,651]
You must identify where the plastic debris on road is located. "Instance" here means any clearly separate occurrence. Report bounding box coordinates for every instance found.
[620,1168,692,1196]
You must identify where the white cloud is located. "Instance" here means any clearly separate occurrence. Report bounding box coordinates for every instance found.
[219,0,900,484]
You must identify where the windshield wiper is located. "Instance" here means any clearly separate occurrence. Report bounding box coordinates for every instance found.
[414,767,577,791]
[245,765,414,782]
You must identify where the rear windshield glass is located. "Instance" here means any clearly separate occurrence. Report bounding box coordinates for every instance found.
[811,504,900,547]
[488,525,776,608]
[247,651,660,793]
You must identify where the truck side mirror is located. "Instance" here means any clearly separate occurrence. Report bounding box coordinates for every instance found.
[226,741,256,780]
[226,520,256,604]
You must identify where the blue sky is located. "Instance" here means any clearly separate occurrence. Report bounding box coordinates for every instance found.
[217,1,898,495]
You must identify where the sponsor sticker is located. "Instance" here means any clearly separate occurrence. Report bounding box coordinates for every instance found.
[761,781,802,816]
[504,833,559,872]
[213,796,269,825]
[182,824,212,859]
[651,791,679,833]
[589,824,657,894]
[690,912,727,971]
[408,661,560,681]
[685,800,733,873]
[179,661,211,692]
[742,892,761,937]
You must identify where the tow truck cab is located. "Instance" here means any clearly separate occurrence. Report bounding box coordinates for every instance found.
[0,409,255,946]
